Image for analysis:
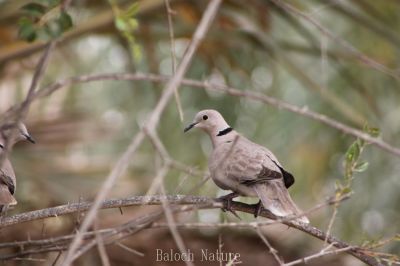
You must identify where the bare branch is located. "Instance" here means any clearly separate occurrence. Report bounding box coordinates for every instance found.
[165,0,184,121]
[255,227,284,265]
[283,245,354,266]
[269,0,399,80]
[115,242,144,257]
[0,195,214,228]
[0,41,56,167]
[324,202,338,246]
[0,196,382,266]
[37,72,400,157]
[160,183,193,266]
[60,1,223,264]
[95,228,111,266]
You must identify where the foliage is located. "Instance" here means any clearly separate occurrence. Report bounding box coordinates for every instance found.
[1,0,400,264]
[336,124,380,197]
[109,0,142,61]
[18,0,73,42]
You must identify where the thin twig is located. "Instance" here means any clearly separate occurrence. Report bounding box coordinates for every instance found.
[324,202,339,246]
[37,72,400,157]
[115,242,144,257]
[95,229,111,266]
[0,41,56,167]
[269,0,399,80]
[160,183,193,266]
[255,226,284,265]
[283,246,354,266]
[165,0,184,121]
[60,1,222,264]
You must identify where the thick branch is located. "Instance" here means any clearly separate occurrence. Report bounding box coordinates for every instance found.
[0,196,379,266]
[0,195,213,228]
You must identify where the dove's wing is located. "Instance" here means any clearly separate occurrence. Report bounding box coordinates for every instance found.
[221,137,294,188]
[0,158,17,206]
[0,158,16,191]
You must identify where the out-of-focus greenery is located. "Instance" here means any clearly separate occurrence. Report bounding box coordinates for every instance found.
[0,0,399,264]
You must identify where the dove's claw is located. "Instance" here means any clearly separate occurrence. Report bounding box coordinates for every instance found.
[216,192,240,219]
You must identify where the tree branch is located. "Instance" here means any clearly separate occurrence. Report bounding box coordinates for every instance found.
[268,0,399,80]
[0,195,381,266]
[35,72,400,158]
[60,0,223,265]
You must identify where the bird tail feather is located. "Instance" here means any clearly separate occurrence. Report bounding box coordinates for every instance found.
[254,181,309,224]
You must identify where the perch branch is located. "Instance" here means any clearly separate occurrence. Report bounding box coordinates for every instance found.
[0,196,381,266]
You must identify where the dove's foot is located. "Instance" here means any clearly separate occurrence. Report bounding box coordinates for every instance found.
[216,192,240,219]
[0,205,8,219]
[254,200,263,218]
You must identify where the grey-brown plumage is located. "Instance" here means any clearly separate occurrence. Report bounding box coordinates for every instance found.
[0,155,17,208]
[0,123,35,213]
[184,109,309,223]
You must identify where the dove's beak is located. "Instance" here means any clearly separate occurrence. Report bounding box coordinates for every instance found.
[184,122,198,133]
[24,134,36,144]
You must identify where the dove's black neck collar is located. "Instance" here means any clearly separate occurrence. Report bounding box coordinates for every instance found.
[0,144,3,149]
[217,127,233,136]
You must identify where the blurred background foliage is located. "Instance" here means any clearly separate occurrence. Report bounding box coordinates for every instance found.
[0,0,399,265]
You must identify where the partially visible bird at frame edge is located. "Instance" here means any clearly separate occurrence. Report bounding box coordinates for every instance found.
[0,122,35,214]
[184,109,309,224]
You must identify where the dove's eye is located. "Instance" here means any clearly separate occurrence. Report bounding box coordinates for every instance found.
[202,115,208,120]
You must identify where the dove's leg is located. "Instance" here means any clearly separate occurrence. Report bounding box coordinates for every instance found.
[254,200,263,218]
[216,192,240,218]
[0,205,8,218]
[217,192,239,210]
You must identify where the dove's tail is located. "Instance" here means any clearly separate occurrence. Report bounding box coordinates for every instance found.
[254,181,309,224]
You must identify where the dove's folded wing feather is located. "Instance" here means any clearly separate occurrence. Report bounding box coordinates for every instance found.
[221,137,282,182]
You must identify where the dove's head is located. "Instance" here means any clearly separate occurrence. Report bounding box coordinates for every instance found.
[184,109,231,135]
[0,122,35,146]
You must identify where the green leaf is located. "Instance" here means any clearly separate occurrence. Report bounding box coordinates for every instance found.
[21,3,47,18]
[356,138,365,148]
[354,161,369,172]
[18,18,37,42]
[346,141,360,163]
[42,0,61,7]
[363,124,380,137]
[115,17,128,31]
[368,127,380,137]
[58,12,73,31]
[341,187,353,195]
[131,44,142,61]
[44,19,62,38]
[127,18,139,30]
[125,2,140,17]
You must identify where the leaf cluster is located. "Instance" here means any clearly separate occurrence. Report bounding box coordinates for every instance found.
[336,124,380,197]
[111,1,141,61]
[18,0,73,42]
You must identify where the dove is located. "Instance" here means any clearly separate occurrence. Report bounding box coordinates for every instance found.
[184,109,309,224]
[0,122,35,214]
